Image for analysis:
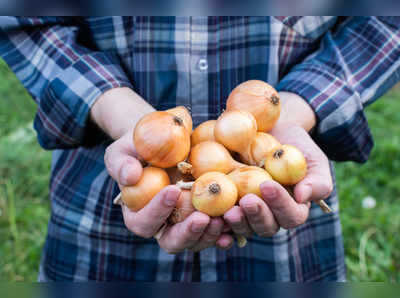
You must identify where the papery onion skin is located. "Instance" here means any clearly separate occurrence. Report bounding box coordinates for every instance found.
[191,120,216,147]
[166,106,193,132]
[248,132,281,166]
[168,190,195,224]
[134,111,191,168]
[188,141,245,179]
[166,166,194,184]
[228,166,273,199]
[226,80,281,132]
[191,172,238,217]
[264,145,307,185]
[214,110,257,162]
[121,167,170,211]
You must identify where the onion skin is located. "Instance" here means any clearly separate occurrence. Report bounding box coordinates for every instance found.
[166,106,193,132]
[191,120,216,147]
[228,166,273,199]
[168,190,195,224]
[264,145,307,185]
[121,167,170,211]
[248,132,281,166]
[134,111,191,168]
[226,80,281,132]
[166,166,194,184]
[191,172,238,217]
[188,141,245,179]
[214,110,257,163]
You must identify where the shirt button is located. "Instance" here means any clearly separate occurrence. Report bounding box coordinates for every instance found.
[198,58,208,71]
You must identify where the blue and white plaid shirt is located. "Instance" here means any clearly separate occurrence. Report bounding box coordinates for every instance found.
[1,16,399,281]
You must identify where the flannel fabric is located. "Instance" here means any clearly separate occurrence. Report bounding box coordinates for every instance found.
[1,16,399,281]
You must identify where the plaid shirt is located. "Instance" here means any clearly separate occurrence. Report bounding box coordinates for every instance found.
[1,16,399,281]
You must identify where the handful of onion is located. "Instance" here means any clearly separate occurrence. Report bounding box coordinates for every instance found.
[114,80,331,250]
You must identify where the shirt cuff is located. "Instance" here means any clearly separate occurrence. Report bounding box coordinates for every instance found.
[34,51,133,149]
[277,65,373,163]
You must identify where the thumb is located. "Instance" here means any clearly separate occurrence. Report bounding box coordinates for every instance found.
[104,137,143,186]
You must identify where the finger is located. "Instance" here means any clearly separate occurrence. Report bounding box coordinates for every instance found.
[223,206,253,237]
[239,194,280,237]
[260,180,309,229]
[291,142,332,204]
[190,217,224,252]
[222,223,231,233]
[105,139,143,186]
[158,212,210,254]
[122,186,180,238]
[294,159,333,204]
[216,234,234,250]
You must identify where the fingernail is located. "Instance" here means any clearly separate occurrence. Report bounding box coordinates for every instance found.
[263,187,277,200]
[244,204,258,215]
[300,185,312,203]
[191,222,207,233]
[218,238,233,250]
[164,190,178,207]
[120,164,131,185]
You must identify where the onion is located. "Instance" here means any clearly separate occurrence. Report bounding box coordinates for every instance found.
[166,106,193,132]
[226,80,281,132]
[228,166,273,198]
[168,190,195,224]
[264,145,307,185]
[214,110,257,163]
[249,132,281,166]
[191,120,216,147]
[121,167,170,211]
[184,141,245,179]
[191,172,238,217]
[134,111,191,168]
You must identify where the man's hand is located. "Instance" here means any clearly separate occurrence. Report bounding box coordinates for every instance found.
[105,129,234,253]
[92,88,235,253]
[224,91,333,238]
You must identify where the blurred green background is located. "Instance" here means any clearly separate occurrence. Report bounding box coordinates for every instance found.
[0,59,399,282]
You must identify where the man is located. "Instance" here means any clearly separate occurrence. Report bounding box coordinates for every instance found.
[0,17,399,281]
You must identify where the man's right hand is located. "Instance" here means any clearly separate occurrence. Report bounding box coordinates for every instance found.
[104,129,234,254]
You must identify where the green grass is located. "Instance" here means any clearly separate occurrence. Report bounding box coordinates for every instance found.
[0,60,51,281]
[335,86,400,282]
[0,58,399,281]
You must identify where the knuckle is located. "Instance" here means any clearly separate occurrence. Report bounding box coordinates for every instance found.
[249,215,263,225]
[204,235,217,244]
[162,246,180,255]
[320,181,333,198]
[257,225,279,237]
[283,217,306,229]
[133,226,154,238]
[104,145,113,166]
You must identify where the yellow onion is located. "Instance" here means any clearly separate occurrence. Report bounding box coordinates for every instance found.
[191,172,238,217]
[191,120,216,147]
[186,141,245,179]
[166,106,193,132]
[214,110,257,163]
[228,166,273,198]
[248,132,281,166]
[121,167,170,211]
[226,80,281,132]
[134,111,191,168]
[264,145,307,185]
[168,190,195,224]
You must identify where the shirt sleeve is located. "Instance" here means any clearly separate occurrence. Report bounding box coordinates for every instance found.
[277,17,400,163]
[0,17,133,149]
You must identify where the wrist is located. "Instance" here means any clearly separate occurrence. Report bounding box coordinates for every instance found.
[90,87,155,140]
[274,91,316,133]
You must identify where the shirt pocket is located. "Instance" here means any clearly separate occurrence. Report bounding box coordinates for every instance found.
[273,16,338,41]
